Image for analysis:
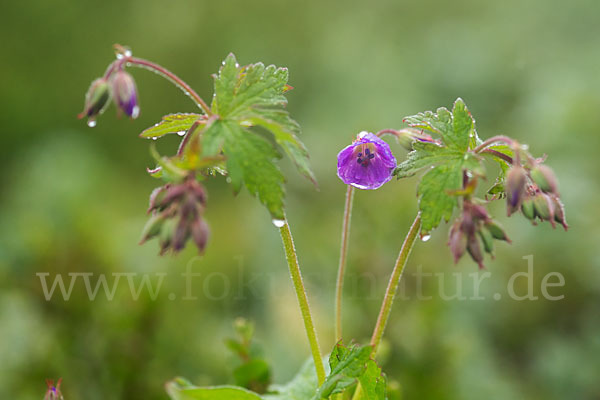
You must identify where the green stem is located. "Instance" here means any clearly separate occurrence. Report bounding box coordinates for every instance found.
[279,219,326,385]
[335,186,355,343]
[352,214,421,400]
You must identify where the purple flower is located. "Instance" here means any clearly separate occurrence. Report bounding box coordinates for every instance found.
[337,131,397,190]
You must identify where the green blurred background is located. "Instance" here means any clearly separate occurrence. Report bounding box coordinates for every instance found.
[1,0,599,398]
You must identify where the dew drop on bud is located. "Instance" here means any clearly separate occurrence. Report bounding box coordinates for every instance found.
[116,53,124,60]
[272,219,285,228]
[131,105,140,119]
[420,233,431,242]
[151,137,158,141]
[87,120,97,128]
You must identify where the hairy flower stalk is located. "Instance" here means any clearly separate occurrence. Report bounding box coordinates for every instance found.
[44,379,64,400]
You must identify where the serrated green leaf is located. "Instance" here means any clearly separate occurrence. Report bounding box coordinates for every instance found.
[203,121,285,219]
[418,163,463,234]
[166,378,262,400]
[451,98,474,151]
[394,141,461,178]
[140,113,203,138]
[208,53,315,190]
[357,360,387,400]
[262,358,320,400]
[314,343,372,399]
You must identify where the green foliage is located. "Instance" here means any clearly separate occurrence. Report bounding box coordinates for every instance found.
[198,53,315,219]
[395,98,485,234]
[140,113,203,138]
[166,378,262,400]
[314,343,385,400]
[262,358,320,400]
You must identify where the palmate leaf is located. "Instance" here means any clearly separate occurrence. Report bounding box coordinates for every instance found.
[199,53,315,219]
[395,98,484,234]
[166,378,262,400]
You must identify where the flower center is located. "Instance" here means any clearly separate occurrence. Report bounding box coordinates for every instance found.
[355,143,376,167]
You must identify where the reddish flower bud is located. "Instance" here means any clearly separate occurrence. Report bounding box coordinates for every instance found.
[111,70,139,118]
[530,165,558,194]
[552,197,568,231]
[448,222,467,263]
[78,78,111,126]
[191,218,210,253]
[506,166,527,215]
[466,234,485,269]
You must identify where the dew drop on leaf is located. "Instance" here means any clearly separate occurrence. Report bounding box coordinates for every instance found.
[420,233,431,242]
[177,131,186,136]
[87,120,97,128]
[272,219,285,228]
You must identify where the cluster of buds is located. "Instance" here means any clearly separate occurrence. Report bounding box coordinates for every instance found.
[140,176,210,254]
[505,163,568,230]
[448,201,511,269]
[44,379,64,400]
[78,62,139,126]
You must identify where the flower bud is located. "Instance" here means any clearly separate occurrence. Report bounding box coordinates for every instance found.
[521,197,536,221]
[477,228,494,256]
[552,197,568,231]
[466,234,485,269]
[44,379,64,400]
[506,166,527,216]
[484,220,511,243]
[139,213,166,244]
[533,193,556,227]
[530,165,558,194]
[78,78,111,126]
[448,222,467,263]
[394,128,434,150]
[111,70,139,118]
[191,218,210,253]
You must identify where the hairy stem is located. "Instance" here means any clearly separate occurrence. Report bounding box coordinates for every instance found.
[481,148,513,164]
[353,214,421,400]
[279,219,326,385]
[335,185,355,342]
[370,214,421,352]
[104,56,212,115]
[473,135,516,154]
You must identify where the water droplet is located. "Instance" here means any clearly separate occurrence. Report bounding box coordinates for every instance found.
[87,120,97,128]
[151,137,158,141]
[131,106,140,119]
[420,234,431,242]
[235,63,240,68]
[272,219,285,228]
[124,49,132,57]
[116,53,124,60]
[176,131,186,136]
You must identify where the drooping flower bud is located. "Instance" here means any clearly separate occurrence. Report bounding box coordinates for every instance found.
[466,233,485,269]
[142,177,209,254]
[78,78,111,126]
[533,193,556,228]
[552,196,568,231]
[111,70,139,118]
[477,228,495,256]
[393,128,435,150]
[506,166,527,216]
[44,379,64,400]
[448,222,467,263]
[521,196,536,221]
[530,165,559,194]
[484,220,511,243]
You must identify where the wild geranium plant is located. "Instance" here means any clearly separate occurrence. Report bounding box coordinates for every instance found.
[70,44,567,399]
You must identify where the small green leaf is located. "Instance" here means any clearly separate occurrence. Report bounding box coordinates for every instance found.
[262,358,320,400]
[203,121,285,219]
[140,113,203,138]
[202,53,316,219]
[166,378,262,400]
[313,343,375,399]
[396,99,486,234]
[418,163,463,234]
[357,360,387,400]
